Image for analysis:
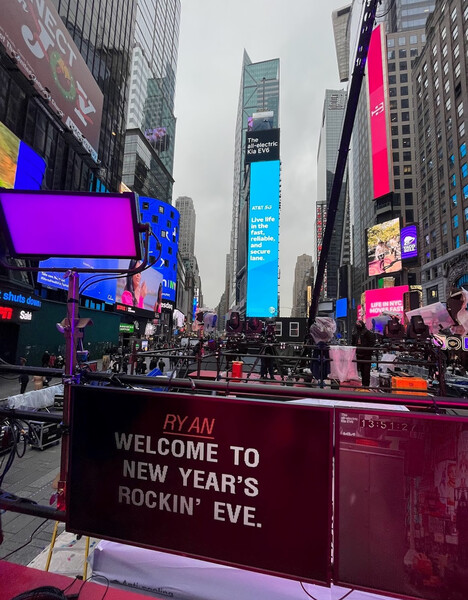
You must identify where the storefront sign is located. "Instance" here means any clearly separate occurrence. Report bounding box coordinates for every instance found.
[0,305,34,322]
[68,387,333,583]
[119,323,135,333]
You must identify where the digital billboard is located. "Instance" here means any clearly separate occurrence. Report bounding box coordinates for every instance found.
[245,129,280,164]
[0,0,104,161]
[139,197,179,304]
[335,298,348,319]
[116,259,163,314]
[364,285,409,334]
[368,24,391,200]
[144,127,170,152]
[401,224,418,261]
[246,160,280,318]
[248,111,274,131]
[367,217,402,277]
[38,258,119,303]
[0,122,45,190]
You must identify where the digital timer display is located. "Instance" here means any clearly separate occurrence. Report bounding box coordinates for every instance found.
[359,418,408,431]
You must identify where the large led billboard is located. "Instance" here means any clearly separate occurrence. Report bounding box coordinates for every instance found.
[139,197,179,304]
[0,0,104,161]
[364,285,409,334]
[368,24,391,200]
[246,160,280,318]
[367,217,402,277]
[0,122,45,190]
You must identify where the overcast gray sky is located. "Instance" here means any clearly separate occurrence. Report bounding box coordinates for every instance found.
[172,0,349,313]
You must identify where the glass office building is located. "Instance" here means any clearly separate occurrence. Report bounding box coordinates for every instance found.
[122,0,181,203]
[228,51,280,310]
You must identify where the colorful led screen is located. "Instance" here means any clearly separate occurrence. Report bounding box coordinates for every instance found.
[368,24,391,200]
[246,160,280,317]
[139,197,179,304]
[364,285,409,334]
[0,122,45,190]
[367,217,402,277]
[400,224,418,261]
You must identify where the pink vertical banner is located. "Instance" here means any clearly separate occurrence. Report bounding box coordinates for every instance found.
[368,24,391,199]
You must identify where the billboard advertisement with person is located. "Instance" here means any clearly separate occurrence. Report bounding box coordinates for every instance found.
[367,217,402,277]
[116,260,164,315]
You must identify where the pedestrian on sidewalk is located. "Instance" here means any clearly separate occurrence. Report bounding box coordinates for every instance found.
[18,357,29,394]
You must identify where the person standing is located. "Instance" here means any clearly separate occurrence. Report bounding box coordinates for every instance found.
[18,357,29,394]
[351,320,376,387]
[260,345,275,380]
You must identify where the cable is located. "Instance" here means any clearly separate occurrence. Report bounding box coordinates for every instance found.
[376,0,395,18]
[0,518,48,560]
[75,574,110,600]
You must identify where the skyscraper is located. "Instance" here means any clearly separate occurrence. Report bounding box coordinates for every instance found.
[335,0,434,306]
[176,196,196,259]
[316,89,348,301]
[227,51,280,313]
[122,0,180,202]
[292,254,313,317]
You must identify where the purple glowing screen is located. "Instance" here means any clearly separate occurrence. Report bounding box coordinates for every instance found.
[0,191,141,259]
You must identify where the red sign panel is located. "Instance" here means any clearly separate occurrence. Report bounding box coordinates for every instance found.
[0,0,103,161]
[335,409,468,598]
[68,387,333,584]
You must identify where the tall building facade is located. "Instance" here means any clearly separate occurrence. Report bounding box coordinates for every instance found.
[122,0,180,203]
[412,0,468,304]
[175,196,196,258]
[291,254,313,317]
[227,51,280,313]
[316,89,348,301]
[336,0,434,307]
[0,0,136,363]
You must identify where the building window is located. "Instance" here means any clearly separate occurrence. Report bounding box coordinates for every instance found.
[394,165,400,176]
[461,143,467,158]
[275,322,283,336]
[454,215,459,228]
[464,184,468,199]
[455,234,461,248]
[427,286,439,305]
[442,222,448,234]
[462,163,468,178]
[452,174,457,187]
[403,151,411,161]
[452,193,458,206]
[289,322,299,337]
[458,102,464,118]
[405,192,413,205]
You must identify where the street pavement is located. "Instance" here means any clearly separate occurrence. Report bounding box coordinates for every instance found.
[0,371,65,567]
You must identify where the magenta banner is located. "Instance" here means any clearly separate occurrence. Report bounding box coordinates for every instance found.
[368,24,391,200]
[0,0,103,161]
[67,387,333,583]
[335,409,468,599]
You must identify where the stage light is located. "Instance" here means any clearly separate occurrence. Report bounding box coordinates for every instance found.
[407,315,430,340]
[384,316,405,340]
